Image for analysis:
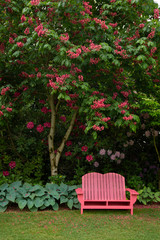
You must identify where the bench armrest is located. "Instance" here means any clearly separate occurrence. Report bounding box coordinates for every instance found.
[126,188,139,204]
[75,188,84,204]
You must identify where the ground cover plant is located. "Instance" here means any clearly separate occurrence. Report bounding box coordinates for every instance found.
[0,207,160,240]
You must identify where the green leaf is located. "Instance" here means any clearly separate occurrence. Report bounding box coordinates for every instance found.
[29,185,41,192]
[92,131,97,140]
[27,199,34,209]
[18,200,27,210]
[29,206,38,212]
[52,202,59,211]
[34,197,44,208]
[67,199,73,209]
[0,206,7,212]
[6,190,16,202]
[60,195,68,204]
[0,200,9,207]
[0,183,9,191]
[35,189,45,197]
[10,181,22,189]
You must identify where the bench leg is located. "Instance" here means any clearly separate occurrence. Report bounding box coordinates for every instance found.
[81,208,83,214]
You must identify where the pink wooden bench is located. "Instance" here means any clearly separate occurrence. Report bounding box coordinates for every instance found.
[76,172,139,215]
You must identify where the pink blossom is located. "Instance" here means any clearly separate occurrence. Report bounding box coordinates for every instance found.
[154,9,159,19]
[78,75,83,81]
[86,155,93,162]
[123,115,133,121]
[17,42,24,48]
[24,28,30,35]
[6,107,12,112]
[60,33,69,42]
[36,124,44,133]
[101,117,111,122]
[41,107,48,114]
[139,23,145,28]
[66,141,72,146]
[9,37,14,44]
[21,15,26,22]
[30,0,40,5]
[27,122,34,129]
[121,110,126,114]
[9,161,16,169]
[60,115,66,122]
[3,171,9,176]
[110,154,116,160]
[120,153,125,159]
[81,146,88,152]
[145,130,150,137]
[44,122,51,128]
[99,149,106,155]
[1,105,5,109]
[94,161,99,167]
[115,151,120,158]
[39,99,45,104]
[65,151,72,156]
[107,150,112,155]
[0,111,4,117]
[1,87,10,95]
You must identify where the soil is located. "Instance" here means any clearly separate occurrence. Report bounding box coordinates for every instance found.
[4,203,160,213]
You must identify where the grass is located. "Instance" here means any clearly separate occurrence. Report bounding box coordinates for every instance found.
[0,206,160,240]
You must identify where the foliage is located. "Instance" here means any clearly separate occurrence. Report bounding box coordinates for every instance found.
[138,186,160,205]
[0,181,80,212]
[1,0,160,177]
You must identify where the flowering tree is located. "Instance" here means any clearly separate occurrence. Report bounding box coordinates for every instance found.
[0,0,160,177]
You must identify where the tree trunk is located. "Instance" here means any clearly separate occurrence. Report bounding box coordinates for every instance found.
[48,94,78,176]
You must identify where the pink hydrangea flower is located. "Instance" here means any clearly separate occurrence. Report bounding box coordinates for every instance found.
[99,149,106,155]
[110,154,116,160]
[27,122,34,129]
[36,124,44,132]
[81,146,88,152]
[94,161,99,167]
[9,161,16,169]
[86,155,93,162]
[115,151,120,158]
[107,150,112,155]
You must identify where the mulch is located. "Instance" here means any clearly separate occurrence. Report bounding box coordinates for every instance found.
[3,203,160,213]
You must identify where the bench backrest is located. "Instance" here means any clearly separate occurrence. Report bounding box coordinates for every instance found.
[82,172,126,201]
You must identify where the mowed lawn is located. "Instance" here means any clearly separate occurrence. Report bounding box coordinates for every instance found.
[0,206,160,240]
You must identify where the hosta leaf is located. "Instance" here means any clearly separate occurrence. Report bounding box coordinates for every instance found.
[0,206,7,212]
[34,198,44,208]
[60,196,68,204]
[67,199,73,209]
[52,202,59,211]
[0,200,9,207]
[27,199,34,209]
[0,183,8,191]
[10,181,22,189]
[30,206,38,212]
[18,200,27,210]
[6,190,16,202]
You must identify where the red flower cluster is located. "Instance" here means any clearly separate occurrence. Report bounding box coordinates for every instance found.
[30,0,40,6]
[81,146,88,152]
[94,18,108,30]
[27,122,34,129]
[83,1,92,15]
[147,28,155,39]
[17,42,24,47]
[93,125,104,131]
[60,33,69,42]
[36,124,44,132]
[86,155,93,162]
[67,48,81,58]
[154,9,159,19]
[9,161,16,169]
[1,87,10,95]
[123,115,133,121]
[90,58,100,64]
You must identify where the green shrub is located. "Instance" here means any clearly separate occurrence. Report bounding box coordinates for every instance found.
[138,187,160,205]
[0,181,80,212]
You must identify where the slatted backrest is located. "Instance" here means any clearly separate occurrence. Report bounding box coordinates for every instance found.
[82,172,126,200]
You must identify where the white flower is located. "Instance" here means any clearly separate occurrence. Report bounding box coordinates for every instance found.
[129,140,134,145]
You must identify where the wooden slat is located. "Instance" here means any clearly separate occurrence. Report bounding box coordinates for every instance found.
[83,172,126,201]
